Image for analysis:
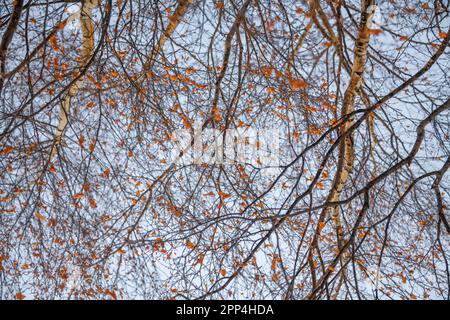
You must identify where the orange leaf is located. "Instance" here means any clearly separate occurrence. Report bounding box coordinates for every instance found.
[79,135,85,149]
[272,273,279,282]
[0,146,15,155]
[410,293,417,300]
[261,66,273,78]
[401,275,407,283]
[289,78,308,90]
[266,86,276,94]
[105,289,117,300]
[213,112,222,122]
[271,258,277,271]
[218,191,231,199]
[181,115,192,129]
[73,193,84,199]
[88,197,97,209]
[368,29,383,36]
[35,212,46,222]
[318,221,326,231]
[16,293,25,300]
[49,218,57,228]
[186,240,195,250]
[49,35,58,50]
[82,183,90,193]
[422,3,430,9]
[439,32,448,39]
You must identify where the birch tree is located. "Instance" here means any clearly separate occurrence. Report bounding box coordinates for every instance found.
[0,0,449,300]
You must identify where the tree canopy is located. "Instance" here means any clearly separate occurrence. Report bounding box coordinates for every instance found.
[0,0,449,300]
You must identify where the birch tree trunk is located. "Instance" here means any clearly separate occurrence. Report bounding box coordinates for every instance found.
[49,0,101,160]
[308,0,376,299]
[143,0,193,71]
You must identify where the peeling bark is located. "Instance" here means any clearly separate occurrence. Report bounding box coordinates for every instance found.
[134,0,192,125]
[49,0,101,161]
[308,0,375,298]
[328,0,375,298]
[144,0,192,71]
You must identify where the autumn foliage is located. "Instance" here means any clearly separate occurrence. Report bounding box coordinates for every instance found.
[0,0,450,300]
